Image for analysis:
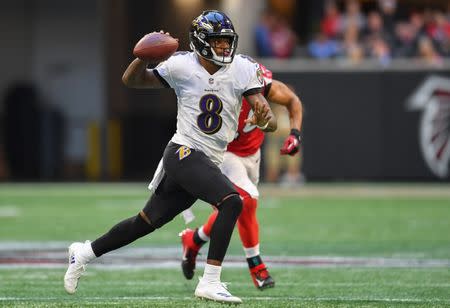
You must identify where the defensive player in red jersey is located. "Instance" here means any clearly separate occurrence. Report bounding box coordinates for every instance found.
[179,63,303,290]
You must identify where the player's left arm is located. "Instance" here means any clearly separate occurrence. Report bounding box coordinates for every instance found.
[267,79,303,155]
[244,92,277,132]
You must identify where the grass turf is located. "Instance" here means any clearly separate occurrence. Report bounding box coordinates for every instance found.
[0,183,449,307]
[0,183,449,258]
[1,268,450,307]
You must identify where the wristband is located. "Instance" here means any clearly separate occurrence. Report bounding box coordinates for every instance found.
[290,128,301,139]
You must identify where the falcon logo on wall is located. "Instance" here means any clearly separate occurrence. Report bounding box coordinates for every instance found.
[407,76,450,178]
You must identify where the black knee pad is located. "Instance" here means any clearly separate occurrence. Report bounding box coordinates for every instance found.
[218,194,243,217]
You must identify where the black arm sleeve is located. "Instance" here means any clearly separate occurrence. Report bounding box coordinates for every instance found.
[243,87,263,97]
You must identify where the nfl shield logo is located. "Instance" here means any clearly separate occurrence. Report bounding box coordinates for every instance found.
[209,78,214,85]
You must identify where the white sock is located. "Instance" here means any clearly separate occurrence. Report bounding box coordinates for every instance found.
[202,264,222,282]
[198,226,210,242]
[79,240,96,263]
[243,244,260,258]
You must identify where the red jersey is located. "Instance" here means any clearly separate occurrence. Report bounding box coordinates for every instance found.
[227,64,273,157]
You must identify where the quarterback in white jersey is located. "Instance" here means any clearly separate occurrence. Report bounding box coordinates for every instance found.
[155,52,265,165]
[63,10,276,305]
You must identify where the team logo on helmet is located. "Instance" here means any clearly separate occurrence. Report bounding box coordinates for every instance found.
[189,10,239,66]
[407,76,450,178]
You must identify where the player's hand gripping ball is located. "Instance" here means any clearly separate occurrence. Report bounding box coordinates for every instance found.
[133,31,179,63]
[280,129,302,156]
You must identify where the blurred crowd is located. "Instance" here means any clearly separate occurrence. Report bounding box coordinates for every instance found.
[255,9,298,59]
[256,0,450,66]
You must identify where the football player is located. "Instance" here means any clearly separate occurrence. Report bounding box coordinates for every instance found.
[179,66,303,290]
[63,10,277,304]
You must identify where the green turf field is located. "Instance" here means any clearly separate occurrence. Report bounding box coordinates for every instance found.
[0,183,449,307]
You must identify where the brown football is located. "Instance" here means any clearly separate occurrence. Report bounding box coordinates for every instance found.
[133,32,179,63]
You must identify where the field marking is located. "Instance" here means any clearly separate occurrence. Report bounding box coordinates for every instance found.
[1,259,449,269]
[0,206,20,217]
[4,280,450,288]
[0,296,449,304]
[1,243,449,268]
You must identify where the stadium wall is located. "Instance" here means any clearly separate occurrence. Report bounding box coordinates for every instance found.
[271,65,450,181]
[121,64,450,182]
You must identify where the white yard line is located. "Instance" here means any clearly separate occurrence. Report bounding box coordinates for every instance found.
[0,206,20,217]
[0,296,449,304]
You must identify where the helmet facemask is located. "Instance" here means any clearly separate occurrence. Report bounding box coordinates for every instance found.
[208,34,239,65]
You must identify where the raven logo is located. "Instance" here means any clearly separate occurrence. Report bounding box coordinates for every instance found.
[407,76,450,178]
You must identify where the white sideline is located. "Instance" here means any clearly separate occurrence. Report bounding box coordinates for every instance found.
[0,296,449,304]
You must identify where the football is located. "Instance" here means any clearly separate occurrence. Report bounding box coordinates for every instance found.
[133,32,179,63]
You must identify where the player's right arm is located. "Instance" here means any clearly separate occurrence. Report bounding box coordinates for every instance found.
[122,58,165,89]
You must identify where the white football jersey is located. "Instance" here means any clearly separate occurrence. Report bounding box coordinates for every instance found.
[155,52,264,165]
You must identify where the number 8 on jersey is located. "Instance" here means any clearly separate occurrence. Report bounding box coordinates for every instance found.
[197,94,223,135]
